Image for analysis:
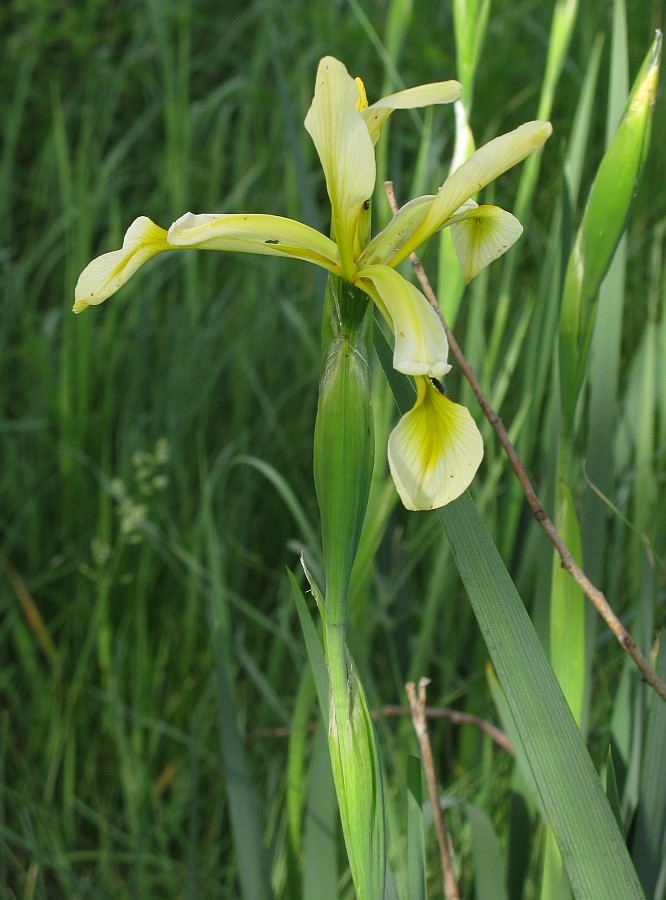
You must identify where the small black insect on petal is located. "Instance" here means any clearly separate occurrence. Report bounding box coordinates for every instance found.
[265,239,280,245]
[363,199,371,211]
[429,377,445,395]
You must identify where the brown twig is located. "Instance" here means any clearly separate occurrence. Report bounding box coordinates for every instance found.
[250,705,513,754]
[2,556,58,665]
[379,705,512,755]
[384,180,666,703]
[406,679,459,900]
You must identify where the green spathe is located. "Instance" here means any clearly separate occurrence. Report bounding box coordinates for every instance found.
[314,277,375,627]
[559,30,661,427]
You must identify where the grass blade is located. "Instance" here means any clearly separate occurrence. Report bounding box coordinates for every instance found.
[406,755,427,900]
[465,803,508,900]
[303,721,339,900]
[210,620,273,899]
[632,627,666,895]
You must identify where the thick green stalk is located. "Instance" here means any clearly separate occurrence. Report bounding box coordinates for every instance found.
[314,275,385,898]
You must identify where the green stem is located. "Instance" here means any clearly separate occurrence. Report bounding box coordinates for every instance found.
[314,275,385,897]
[325,621,349,734]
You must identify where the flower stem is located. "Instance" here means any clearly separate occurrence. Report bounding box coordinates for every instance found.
[314,274,386,897]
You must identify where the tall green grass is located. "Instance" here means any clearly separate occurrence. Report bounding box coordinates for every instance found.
[2,0,664,896]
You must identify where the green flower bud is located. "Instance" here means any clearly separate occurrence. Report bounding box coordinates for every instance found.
[314,275,375,626]
[560,31,661,427]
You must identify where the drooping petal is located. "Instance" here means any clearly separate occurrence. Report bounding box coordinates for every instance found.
[304,56,376,280]
[392,120,552,264]
[447,202,523,282]
[73,217,171,313]
[167,211,341,273]
[361,80,461,146]
[357,195,435,267]
[355,264,450,378]
[388,376,483,510]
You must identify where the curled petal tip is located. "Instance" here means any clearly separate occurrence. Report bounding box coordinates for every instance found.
[73,216,170,310]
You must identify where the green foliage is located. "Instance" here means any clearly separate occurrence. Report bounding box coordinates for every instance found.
[2,0,664,897]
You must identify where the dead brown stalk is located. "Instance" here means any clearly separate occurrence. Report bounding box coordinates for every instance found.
[406,679,460,900]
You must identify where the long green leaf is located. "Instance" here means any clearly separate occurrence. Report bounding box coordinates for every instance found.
[288,569,328,725]
[438,495,643,897]
[581,0,628,587]
[549,480,585,728]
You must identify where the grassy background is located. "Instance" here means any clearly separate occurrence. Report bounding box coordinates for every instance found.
[2,0,664,896]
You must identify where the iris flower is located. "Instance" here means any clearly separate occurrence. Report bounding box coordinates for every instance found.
[74,56,551,510]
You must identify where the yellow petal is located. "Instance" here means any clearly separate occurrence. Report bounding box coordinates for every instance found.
[388,377,483,510]
[393,120,552,264]
[167,211,341,273]
[73,217,170,313]
[361,80,461,146]
[358,195,435,267]
[448,202,523,282]
[355,264,450,377]
[304,57,376,280]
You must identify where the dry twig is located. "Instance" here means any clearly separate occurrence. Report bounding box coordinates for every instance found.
[250,705,512,754]
[406,679,460,900]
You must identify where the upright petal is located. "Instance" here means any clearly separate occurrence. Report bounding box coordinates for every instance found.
[167,211,341,272]
[73,217,171,312]
[304,57,376,280]
[392,120,552,264]
[361,80,461,146]
[388,376,483,510]
[447,202,523,282]
[355,264,450,378]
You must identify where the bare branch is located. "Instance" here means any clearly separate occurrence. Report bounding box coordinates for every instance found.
[406,679,460,900]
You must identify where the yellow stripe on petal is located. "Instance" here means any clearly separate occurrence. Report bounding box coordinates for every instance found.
[388,377,483,510]
[448,202,523,282]
[394,120,552,264]
[355,264,450,378]
[167,212,341,273]
[361,80,461,146]
[73,217,170,313]
[358,195,435,267]
[304,57,376,280]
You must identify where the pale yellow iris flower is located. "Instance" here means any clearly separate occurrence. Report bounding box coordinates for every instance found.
[74,56,551,510]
